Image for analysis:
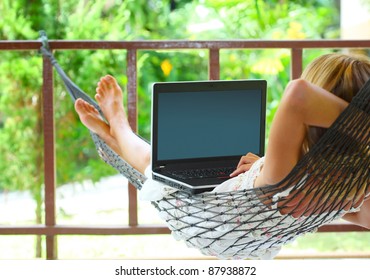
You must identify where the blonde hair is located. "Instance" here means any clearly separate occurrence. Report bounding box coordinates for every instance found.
[301,53,370,152]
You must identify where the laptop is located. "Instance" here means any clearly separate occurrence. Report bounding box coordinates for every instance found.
[151,79,267,194]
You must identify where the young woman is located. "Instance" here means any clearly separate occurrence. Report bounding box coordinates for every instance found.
[74,53,370,258]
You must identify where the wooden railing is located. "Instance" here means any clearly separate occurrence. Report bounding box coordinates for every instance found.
[0,39,369,259]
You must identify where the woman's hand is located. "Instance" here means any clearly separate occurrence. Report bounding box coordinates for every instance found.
[230,152,260,177]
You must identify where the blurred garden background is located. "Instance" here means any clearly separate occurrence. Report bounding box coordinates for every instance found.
[0,0,369,259]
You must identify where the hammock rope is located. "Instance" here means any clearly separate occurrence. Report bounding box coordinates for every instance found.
[39,31,369,259]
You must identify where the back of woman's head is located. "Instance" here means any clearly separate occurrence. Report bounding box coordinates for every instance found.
[301,53,370,102]
[300,52,370,151]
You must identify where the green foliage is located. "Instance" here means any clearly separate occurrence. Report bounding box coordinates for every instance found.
[0,53,43,192]
[0,0,340,195]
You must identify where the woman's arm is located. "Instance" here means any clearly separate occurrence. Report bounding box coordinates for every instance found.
[254,79,349,187]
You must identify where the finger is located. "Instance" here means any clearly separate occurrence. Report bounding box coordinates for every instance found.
[246,152,260,159]
[236,156,247,169]
[237,153,260,168]
[230,164,252,177]
[236,155,252,168]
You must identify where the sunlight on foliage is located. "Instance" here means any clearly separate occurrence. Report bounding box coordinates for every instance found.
[251,57,285,75]
[287,22,306,39]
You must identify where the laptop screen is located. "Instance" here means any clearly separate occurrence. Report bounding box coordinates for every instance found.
[152,80,266,164]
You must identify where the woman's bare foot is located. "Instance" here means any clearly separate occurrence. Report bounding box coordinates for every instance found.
[94,75,150,174]
[74,98,121,156]
[95,75,130,137]
[75,98,108,135]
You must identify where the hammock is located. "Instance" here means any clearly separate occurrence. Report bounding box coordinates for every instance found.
[39,32,369,259]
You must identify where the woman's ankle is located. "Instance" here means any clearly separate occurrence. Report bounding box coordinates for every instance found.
[109,116,132,139]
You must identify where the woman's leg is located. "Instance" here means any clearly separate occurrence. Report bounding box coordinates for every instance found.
[94,75,150,174]
[255,79,349,187]
[75,75,150,174]
[74,98,121,156]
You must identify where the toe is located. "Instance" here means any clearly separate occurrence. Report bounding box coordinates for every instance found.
[102,79,111,92]
[74,98,84,112]
[105,75,119,89]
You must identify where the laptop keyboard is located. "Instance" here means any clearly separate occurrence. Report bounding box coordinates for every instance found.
[171,167,235,180]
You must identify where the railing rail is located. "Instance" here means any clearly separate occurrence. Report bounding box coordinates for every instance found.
[0,39,369,259]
